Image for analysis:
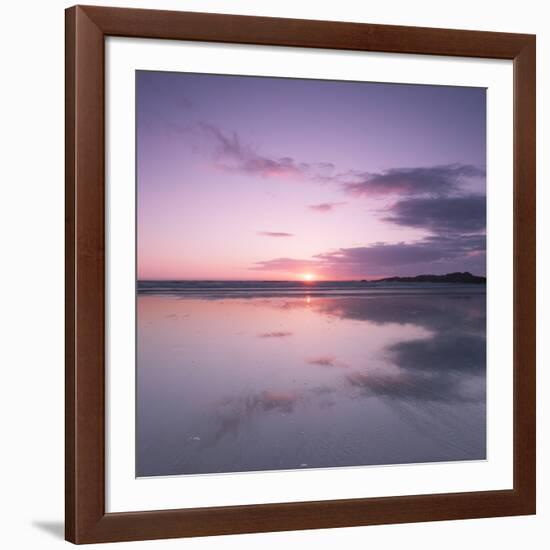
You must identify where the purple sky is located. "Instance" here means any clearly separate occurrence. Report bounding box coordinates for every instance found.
[137,71,486,280]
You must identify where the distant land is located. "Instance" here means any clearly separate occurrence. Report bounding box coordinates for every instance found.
[367,272,486,284]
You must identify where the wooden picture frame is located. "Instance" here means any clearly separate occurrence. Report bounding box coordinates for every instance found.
[65,5,536,544]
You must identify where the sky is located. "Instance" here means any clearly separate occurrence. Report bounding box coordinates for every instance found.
[136,71,486,281]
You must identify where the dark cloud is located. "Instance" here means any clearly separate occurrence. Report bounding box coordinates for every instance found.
[251,232,485,278]
[317,241,455,269]
[308,202,346,213]
[343,164,485,197]
[383,194,486,233]
[257,231,294,238]
[317,233,486,272]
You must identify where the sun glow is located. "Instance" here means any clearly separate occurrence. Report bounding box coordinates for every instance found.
[301,273,315,282]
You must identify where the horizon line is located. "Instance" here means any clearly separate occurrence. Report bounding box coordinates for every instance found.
[137,273,486,283]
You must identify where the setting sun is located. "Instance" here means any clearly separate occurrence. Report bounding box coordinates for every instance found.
[301,273,315,282]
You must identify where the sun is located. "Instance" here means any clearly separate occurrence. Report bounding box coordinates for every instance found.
[301,273,315,282]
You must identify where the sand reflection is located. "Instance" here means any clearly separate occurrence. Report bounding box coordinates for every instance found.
[137,290,485,476]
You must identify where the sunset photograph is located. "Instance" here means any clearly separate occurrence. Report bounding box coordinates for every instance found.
[135,70,487,477]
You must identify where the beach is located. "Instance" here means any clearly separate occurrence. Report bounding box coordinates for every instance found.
[136,282,486,477]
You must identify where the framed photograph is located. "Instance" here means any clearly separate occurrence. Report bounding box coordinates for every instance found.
[65,5,536,544]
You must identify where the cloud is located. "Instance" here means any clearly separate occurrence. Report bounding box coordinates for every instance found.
[321,235,485,276]
[306,356,348,369]
[195,124,487,277]
[257,231,294,238]
[251,233,486,278]
[317,233,485,269]
[198,123,310,179]
[195,126,487,234]
[317,242,453,269]
[196,123,347,183]
[308,202,346,213]
[343,164,485,197]
[383,194,486,234]
[257,331,293,338]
